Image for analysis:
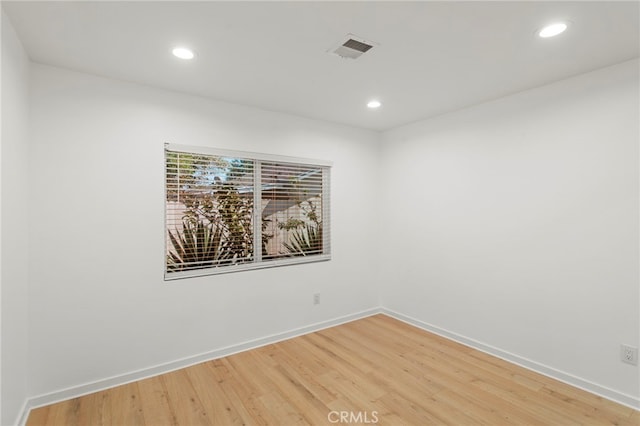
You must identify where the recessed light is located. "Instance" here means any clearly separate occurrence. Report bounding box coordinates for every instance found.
[538,22,568,38]
[367,100,382,109]
[172,47,195,60]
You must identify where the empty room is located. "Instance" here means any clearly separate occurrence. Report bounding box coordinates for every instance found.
[1,1,638,425]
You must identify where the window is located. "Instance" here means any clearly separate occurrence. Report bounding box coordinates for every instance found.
[165,144,331,279]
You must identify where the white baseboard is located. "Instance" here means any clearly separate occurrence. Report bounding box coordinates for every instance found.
[381,308,640,411]
[15,306,639,425]
[14,399,29,426]
[17,307,382,426]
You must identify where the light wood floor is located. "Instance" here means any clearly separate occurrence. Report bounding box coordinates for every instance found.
[27,314,638,425]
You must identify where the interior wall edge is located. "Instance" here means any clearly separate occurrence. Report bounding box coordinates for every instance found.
[1,7,31,426]
[381,308,640,411]
[12,400,28,426]
[19,307,381,424]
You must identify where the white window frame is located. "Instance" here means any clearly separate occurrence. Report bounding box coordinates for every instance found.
[164,143,331,280]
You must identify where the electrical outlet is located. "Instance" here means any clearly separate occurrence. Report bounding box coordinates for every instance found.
[313,293,320,305]
[621,344,638,366]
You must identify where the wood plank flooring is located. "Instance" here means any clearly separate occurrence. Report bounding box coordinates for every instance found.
[27,314,638,425]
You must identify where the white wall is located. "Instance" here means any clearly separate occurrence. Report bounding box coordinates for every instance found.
[27,64,381,398]
[1,10,31,426]
[380,59,639,404]
[4,33,638,417]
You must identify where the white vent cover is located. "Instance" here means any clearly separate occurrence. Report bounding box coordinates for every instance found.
[328,34,378,59]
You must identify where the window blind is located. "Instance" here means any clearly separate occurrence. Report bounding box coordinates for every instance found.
[165,144,331,279]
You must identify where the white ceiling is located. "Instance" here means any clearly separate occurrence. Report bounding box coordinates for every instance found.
[3,1,639,131]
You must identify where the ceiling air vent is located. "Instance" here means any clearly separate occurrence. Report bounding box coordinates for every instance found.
[328,34,378,59]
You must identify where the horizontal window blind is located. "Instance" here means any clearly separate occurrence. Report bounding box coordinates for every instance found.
[165,144,330,279]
